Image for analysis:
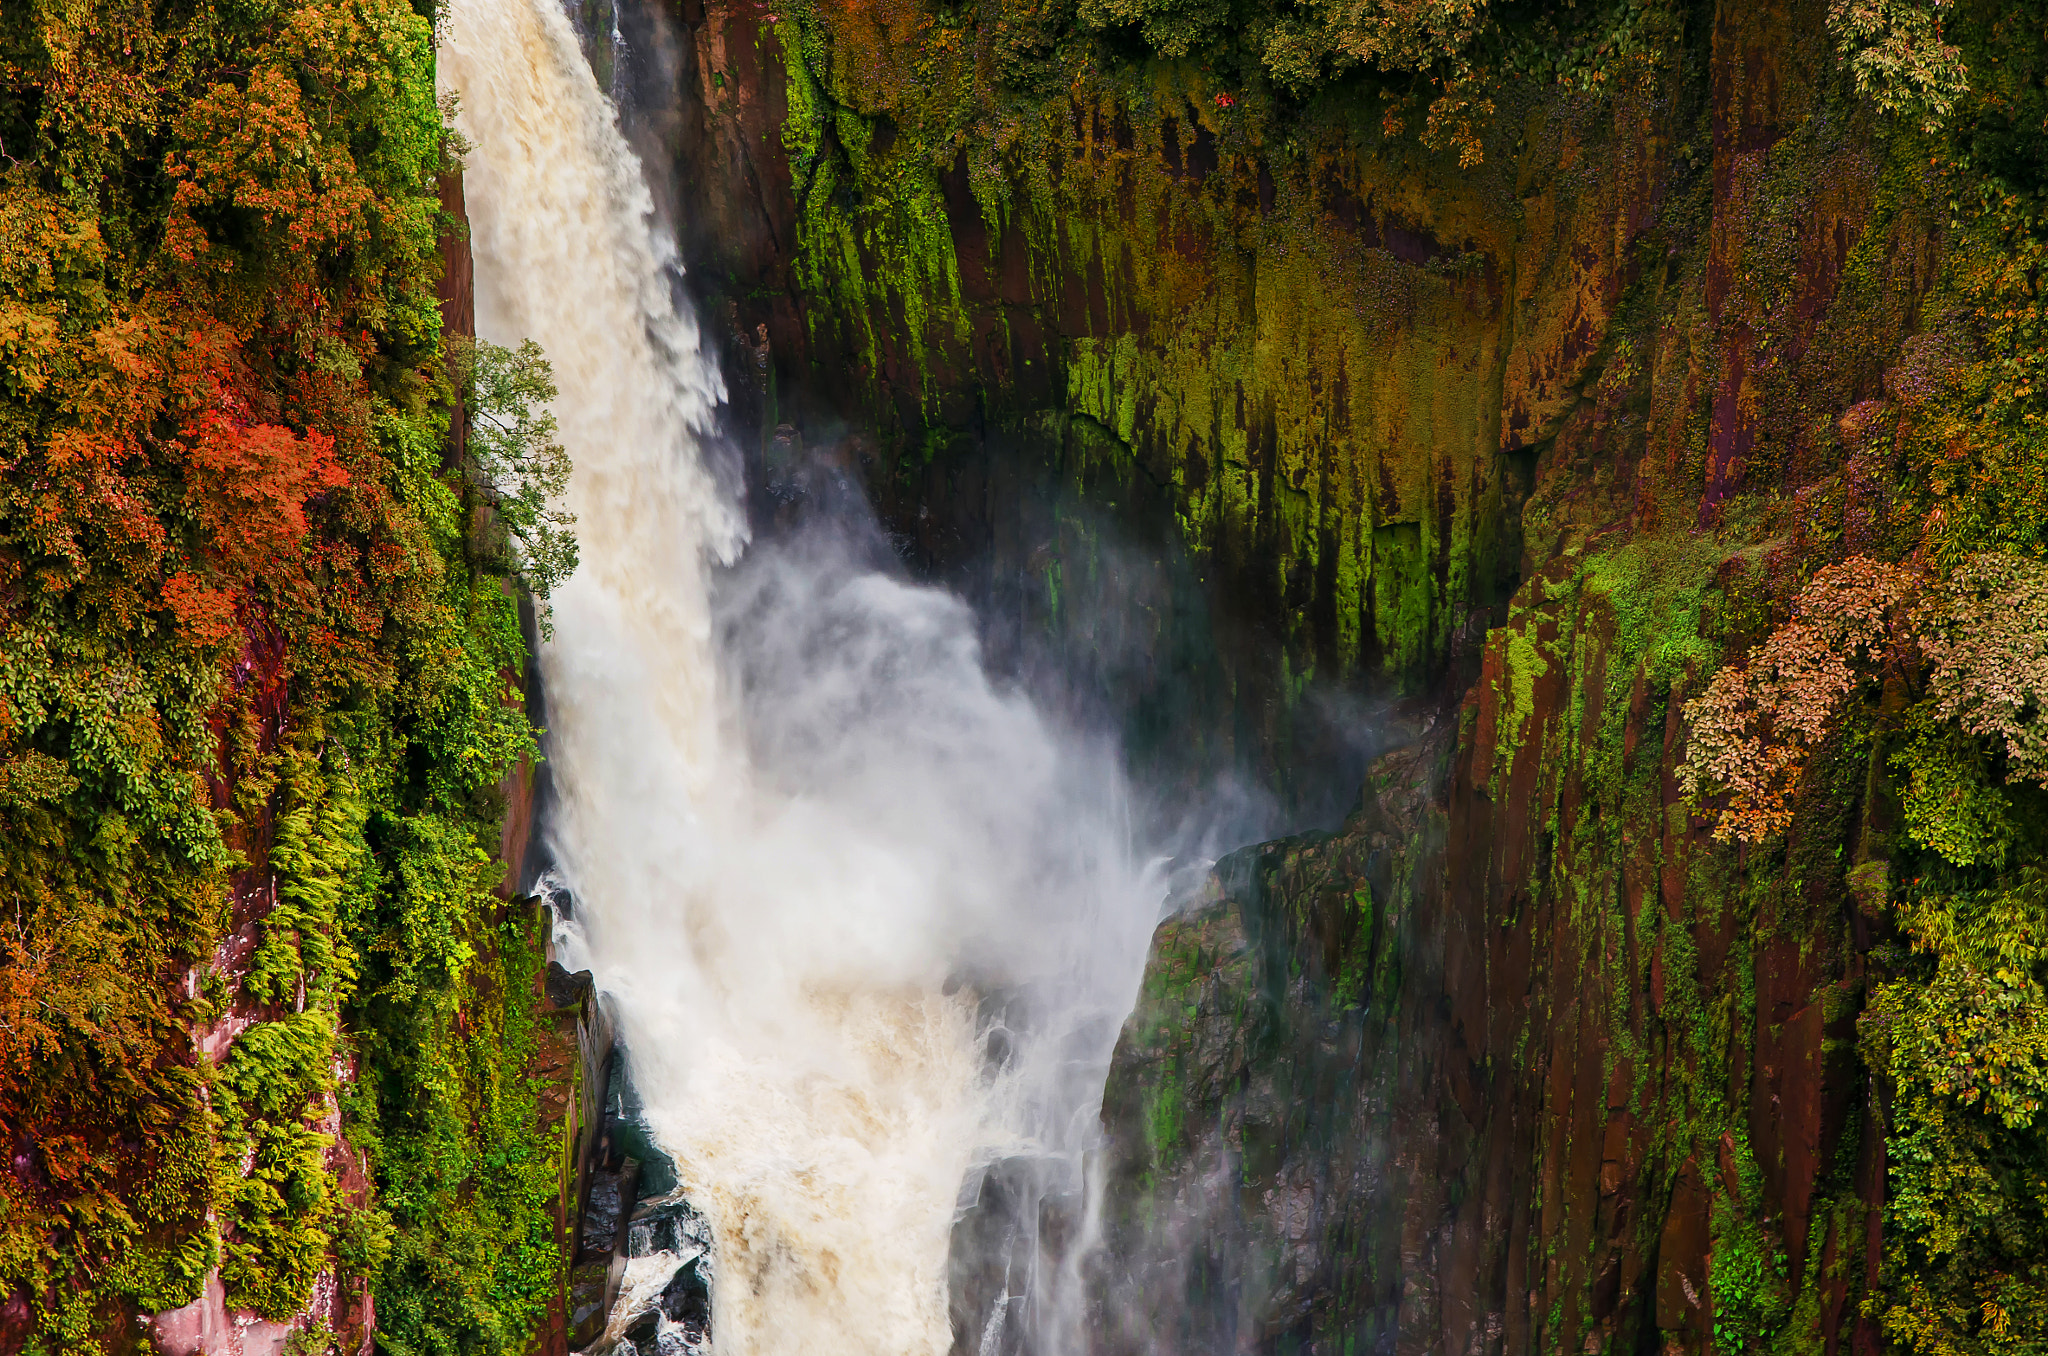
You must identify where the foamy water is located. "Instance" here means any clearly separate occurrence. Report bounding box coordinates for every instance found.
[440,2,1162,1350]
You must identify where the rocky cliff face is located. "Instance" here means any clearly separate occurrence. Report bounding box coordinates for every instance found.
[1092,728,1450,1354]
[635,0,2037,1350]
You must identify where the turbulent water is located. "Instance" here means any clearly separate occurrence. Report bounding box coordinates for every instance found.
[441,2,1164,1350]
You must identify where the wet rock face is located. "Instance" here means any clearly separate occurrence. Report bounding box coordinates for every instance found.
[949,1153,1092,1356]
[656,1253,712,1341]
[606,1197,715,1356]
[650,0,1598,691]
[1092,734,1450,1354]
[641,0,1952,1349]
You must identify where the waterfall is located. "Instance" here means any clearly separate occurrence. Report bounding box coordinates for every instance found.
[440,2,1164,1351]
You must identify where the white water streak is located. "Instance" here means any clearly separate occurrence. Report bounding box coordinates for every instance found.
[442,2,1160,1352]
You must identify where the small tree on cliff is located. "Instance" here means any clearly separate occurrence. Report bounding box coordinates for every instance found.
[453,336,579,630]
[1828,0,1969,133]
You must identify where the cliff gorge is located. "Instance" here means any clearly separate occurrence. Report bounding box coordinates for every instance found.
[635,0,2048,1351]
[3,0,2045,1352]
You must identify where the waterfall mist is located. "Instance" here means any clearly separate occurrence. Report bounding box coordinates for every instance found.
[442,0,1167,1349]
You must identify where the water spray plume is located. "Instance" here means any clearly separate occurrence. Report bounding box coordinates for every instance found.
[441,1,1164,1349]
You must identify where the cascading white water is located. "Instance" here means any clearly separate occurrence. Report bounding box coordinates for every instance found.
[440,2,1164,1350]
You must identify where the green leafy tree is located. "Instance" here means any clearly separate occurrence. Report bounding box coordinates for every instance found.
[454,336,579,626]
[1828,0,1969,133]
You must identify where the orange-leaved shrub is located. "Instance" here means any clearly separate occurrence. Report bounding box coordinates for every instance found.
[1682,552,2048,847]
[1679,557,1923,842]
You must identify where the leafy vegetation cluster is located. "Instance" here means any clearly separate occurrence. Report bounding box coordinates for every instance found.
[1679,553,2046,849]
[451,335,577,630]
[0,1,568,1351]
[1827,0,1969,134]
[1673,6,2048,1347]
[779,0,1957,181]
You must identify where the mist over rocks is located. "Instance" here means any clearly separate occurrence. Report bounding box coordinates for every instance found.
[1091,733,1452,1355]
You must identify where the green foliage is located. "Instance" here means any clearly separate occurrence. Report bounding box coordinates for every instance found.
[1827,0,1969,134]
[1900,4,2048,565]
[222,1118,341,1319]
[1258,0,1489,89]
[1878,873,2048,1130]
[1868,872,2048,1354]
[454,336,579,624]
[1711,1210,1792,1353]
[0,0,566,1348]
[1258,0,1495,162]
[353,904,566,1356]
[1894,704,2020,870]
[1077,0,1237,60]
[224,1011,341,1121]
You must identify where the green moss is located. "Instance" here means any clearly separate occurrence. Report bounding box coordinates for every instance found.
[754,1,1591,687]
[1498,626,1550,768]
[773,12,972,420]
[1145,1064,1187,1163]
